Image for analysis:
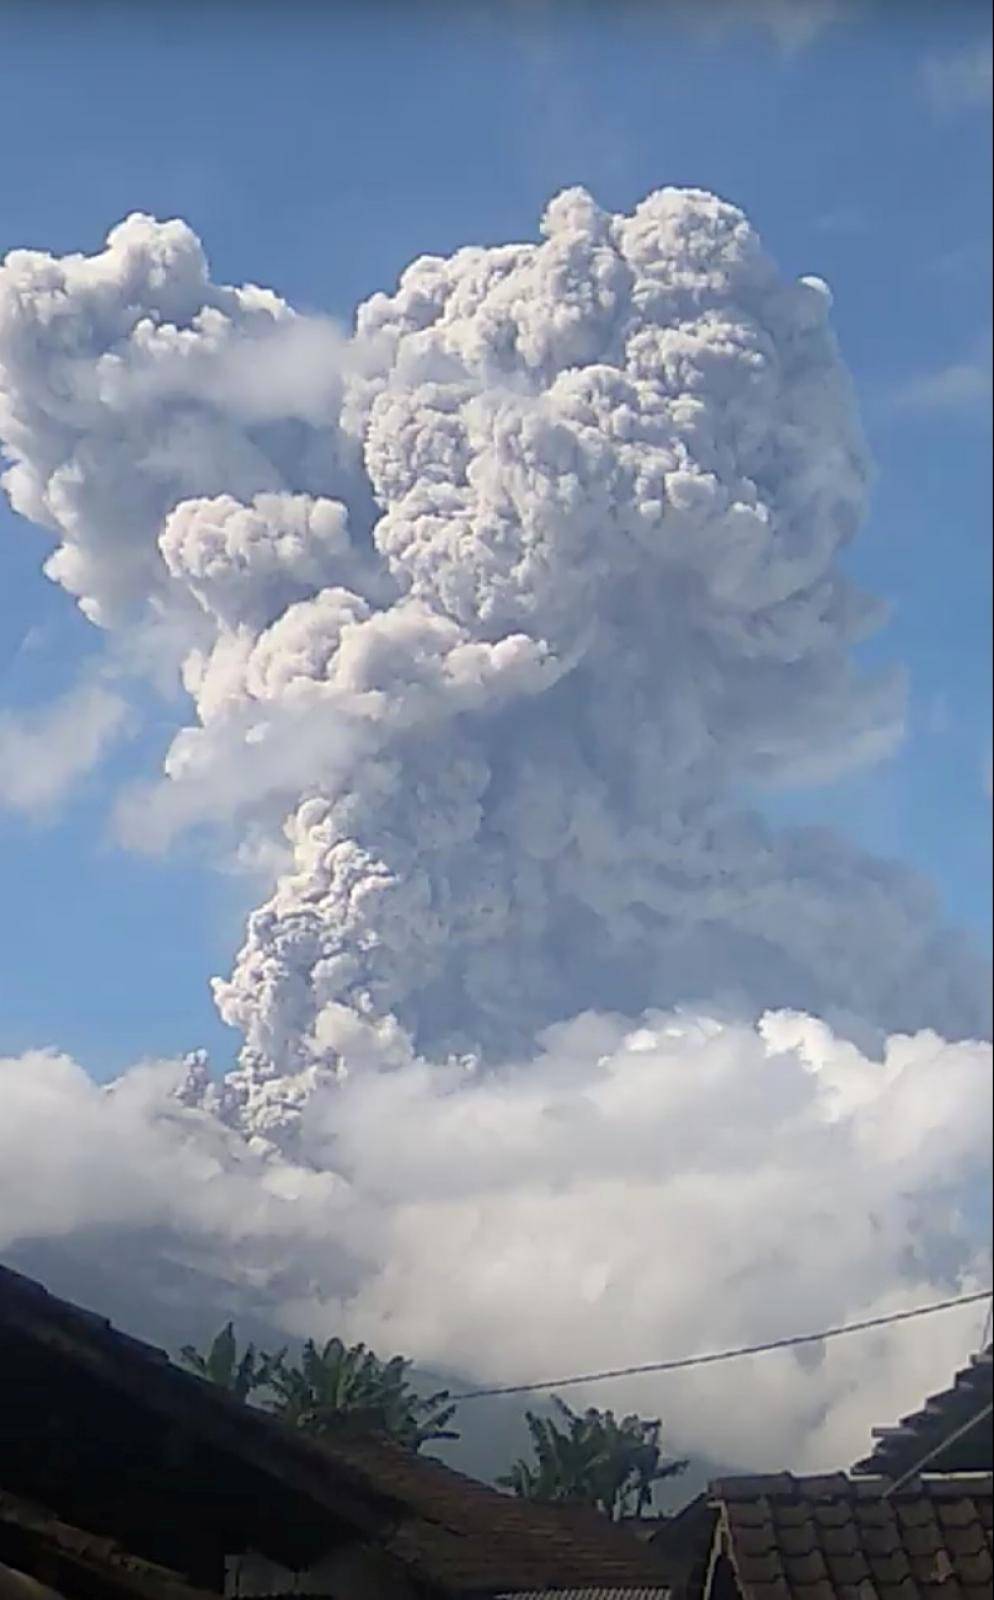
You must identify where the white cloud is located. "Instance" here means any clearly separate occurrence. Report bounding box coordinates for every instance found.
[512,0,848,52]
[923,36,993,114]
[667,0,850,53]
[813,206,868,237]
[1,1008,990,1475]
[893,333,993,415]
[0,680,129,816]
[924,243,993,284]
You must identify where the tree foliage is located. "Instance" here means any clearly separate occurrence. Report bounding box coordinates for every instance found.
[497,1396,686,1520]
[178,1326,457,1453]
[178,1330,688,1501]
[179,1322,279,1402]
[265,1338,458,1451]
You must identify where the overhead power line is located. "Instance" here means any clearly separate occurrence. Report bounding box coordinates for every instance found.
[452,1287,992,1402]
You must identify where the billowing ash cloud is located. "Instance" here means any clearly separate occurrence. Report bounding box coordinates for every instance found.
[0,189,990,1472]
[2,188,986,1117]
[0,214,355,627]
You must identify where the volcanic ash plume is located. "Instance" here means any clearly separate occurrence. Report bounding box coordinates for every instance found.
[32,195,994,1105]
[1,191,989,1147]
[1,185,991,1472]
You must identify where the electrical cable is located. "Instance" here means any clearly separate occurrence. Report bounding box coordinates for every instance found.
[450,1287,993,1402]
[881,1398,994,1498]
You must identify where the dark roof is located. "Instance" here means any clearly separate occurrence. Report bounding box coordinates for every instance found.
[0,1263,665,1597]
[658,1472,993,1600]
[318,1440,671,1593]
[491,1591,669,1598]
[853,1344,993,1477]
[0,1492,216,1600]
[640,1495,718,1597]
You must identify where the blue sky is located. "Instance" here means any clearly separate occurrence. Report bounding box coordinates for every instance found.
[1,0,990,1079]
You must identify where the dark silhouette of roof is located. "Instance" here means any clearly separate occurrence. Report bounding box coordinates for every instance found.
[0,1262,665,1597]
[491,1591,669,1598]
[0,1491,216,1600]
[852,1344,993,1478]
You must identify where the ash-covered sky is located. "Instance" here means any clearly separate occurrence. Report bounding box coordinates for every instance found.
[0,0,991,1482]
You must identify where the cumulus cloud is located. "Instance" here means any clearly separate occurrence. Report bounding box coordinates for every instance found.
[923,36,993,114]
[1,187,991,1475]
[0,680,129,815]
[1,1010,990,1473]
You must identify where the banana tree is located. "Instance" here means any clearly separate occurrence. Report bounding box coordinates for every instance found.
[498,1396,686,1519]
[265,1337,459,1452]
[179,1322,281,1403]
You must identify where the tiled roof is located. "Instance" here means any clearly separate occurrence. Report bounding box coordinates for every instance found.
[0,1491,216,1600]
[0,1262,665,1597]
[853,1345,992,1478]
[706,1472,993,1600]
[492,1590,669,1598]
[296,1435,673,1591]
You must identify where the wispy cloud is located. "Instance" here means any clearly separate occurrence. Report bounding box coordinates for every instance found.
[813,205,868,237]
[514,0,850,54]
[673,0,850,53]
[923,242,993,285]
[893,332,993,416]
[923,36,993,114]
[0,680,130,817]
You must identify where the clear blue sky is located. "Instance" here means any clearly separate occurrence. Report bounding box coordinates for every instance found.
[1,0,990,1077]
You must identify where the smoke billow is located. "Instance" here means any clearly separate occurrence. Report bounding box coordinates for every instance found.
[0,188,990,1470]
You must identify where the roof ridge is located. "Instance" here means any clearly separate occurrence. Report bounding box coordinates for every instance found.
[708,1471,994,1500]
[0,1261,667,1591]
[0,1490,216,1600]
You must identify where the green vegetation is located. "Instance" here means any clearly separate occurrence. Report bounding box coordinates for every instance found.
[180,1326,686,1514]
[498,1396,686,1520]
[180,1325,456,1452]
